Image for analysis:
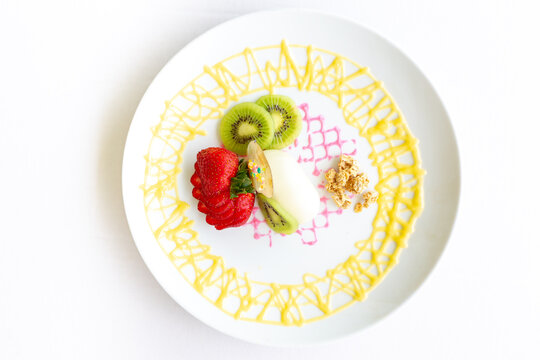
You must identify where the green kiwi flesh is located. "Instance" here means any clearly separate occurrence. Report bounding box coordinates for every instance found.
[257,194,299,235]
[255,94,302,149]
[219,103,274,155]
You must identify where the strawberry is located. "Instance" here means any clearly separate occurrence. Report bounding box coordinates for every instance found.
[197,201,210,214]
[206,199,234,215]
[198,198,234,216]
[205,215,221,226]
[205,205,235,225]
[196,148,238,195]
[190,173,201,187]
[212,205,235,221]
[215,193,255,230]
[202,191,230,209]
[192,187,202,200]
[192,148,255,231]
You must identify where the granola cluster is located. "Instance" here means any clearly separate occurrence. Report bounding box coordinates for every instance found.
[354,190,379,213]
[325,155,378,212]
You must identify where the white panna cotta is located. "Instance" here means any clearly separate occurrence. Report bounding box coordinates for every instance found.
[263,150,320,225]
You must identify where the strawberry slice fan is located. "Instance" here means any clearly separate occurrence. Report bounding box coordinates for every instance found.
[191,147,255,230]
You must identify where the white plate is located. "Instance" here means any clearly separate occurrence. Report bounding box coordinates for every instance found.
[122,9,460,346]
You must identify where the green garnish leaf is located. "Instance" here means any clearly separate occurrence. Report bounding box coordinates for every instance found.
[230,159,255,198]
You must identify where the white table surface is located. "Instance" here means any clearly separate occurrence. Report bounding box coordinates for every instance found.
[1,0,539,358]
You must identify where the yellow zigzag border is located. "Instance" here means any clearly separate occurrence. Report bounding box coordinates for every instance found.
[142,40,425,326]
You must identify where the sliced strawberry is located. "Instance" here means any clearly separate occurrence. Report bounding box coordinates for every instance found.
[205,214,227,226]
[229,193,256,225]
[197,201,210,214]
[210,205,235,221]
[190,172,201,187]
[192,147,256,231]
[205,215,217,226]
[205,200,236,226]
[202,191,229,209]
[200,199,233,218]
[197,148,238,195]
[215,193,255,230]
[192,187,202,200]
[205,199,233,215]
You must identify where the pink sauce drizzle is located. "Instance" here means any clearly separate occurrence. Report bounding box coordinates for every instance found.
[294,103,357,176]
[246,103,357,247]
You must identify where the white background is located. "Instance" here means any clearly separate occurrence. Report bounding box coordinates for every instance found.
[1,0,539,359]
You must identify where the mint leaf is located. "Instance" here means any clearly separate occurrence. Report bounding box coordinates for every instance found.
[230,159,255,198]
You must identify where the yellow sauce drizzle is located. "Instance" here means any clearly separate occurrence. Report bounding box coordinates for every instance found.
[142,40,425,326]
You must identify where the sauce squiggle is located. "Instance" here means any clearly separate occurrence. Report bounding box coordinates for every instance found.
[142,40,425,326]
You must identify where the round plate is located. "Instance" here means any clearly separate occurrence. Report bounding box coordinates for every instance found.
[122,9,460,346]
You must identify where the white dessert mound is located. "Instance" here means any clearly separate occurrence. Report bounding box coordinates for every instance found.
[263,150,320,225]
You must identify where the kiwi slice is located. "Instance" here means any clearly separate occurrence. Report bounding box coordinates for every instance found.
[257,194,298,235]
[255,95,302,149]
[219,103,274,156]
